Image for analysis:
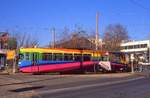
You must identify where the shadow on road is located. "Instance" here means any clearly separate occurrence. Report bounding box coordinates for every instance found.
[0,76,69,87]
[9,85,44,92]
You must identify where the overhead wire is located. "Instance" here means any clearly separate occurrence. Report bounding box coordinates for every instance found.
[130,0,150,12]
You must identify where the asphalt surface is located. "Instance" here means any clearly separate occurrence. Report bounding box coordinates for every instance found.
[35,77,150,98]
[0,73,150,98]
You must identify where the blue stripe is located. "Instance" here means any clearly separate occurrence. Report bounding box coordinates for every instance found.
[19,60,75,68]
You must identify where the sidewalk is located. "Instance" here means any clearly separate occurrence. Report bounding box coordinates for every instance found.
[134,72,150,77]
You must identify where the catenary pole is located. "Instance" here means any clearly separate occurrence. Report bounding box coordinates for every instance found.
[95,12,99,51]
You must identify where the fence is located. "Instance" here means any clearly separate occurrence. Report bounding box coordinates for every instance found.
[134,63,150,73]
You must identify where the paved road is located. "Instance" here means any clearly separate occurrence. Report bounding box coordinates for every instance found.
[34,77,150,98]
[0,73,150,98]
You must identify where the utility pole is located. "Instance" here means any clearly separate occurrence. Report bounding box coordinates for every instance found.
[12,51,16,73]
[95,12,99,51]
[94,12,100,73]
[149,40,150,63]
[52,28,55,48]
[149,47,150,63]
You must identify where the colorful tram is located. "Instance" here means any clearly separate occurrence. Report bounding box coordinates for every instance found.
[99,52,129,72]
[18,48,104,73]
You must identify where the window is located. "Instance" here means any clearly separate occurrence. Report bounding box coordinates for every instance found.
[98,56,109,61]
[31,53,39,61]
[123,46,128,49]
[64,53,73,61]
[53,53,63,61]
[74,54,82,61]
[134,45,140,49]
[128,45,134,49]
[110,54,121,63]
[19,53,24,60]
[83,54,91,61]
[125,46,128,49]
[25,53,30,60]
[141,44,147,48]
[42,53,52,61]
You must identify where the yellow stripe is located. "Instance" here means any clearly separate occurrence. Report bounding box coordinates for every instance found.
[20,48,102,56]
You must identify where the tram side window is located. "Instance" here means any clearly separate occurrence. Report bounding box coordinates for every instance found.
[83,54,91,61]
[74,54,82,61]
[110,54,121,63]
[25,53,30,60]
[64,54,73,61]
[42,53,52,61]
[53,53,63,61]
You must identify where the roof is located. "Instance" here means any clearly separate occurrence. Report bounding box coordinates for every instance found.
[0,32,8,37]
[19,48,106,56]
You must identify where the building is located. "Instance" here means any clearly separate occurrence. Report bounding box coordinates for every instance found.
[121,40,150,62]
[0,32,9,49]
[0,49,7,70]
[88,38,103,50]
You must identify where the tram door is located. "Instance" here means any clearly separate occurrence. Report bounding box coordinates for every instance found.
[31,53,39,72]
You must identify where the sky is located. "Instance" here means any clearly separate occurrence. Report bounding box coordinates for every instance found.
[0,0,150,46]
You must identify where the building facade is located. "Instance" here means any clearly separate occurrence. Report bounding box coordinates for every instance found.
[0,32,9,49]
[0,49,6,70]
[121,40,150,63]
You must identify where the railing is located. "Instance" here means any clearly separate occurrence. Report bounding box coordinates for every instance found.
[135,63,150,72]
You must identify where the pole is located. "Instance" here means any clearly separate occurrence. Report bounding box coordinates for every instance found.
[149,46,150,63]
[131,60,134,73]
[95,12,99,51]
[149,40,150,63]
[52,28,55,48]
[12,50,17,73]
[12,58,16,73]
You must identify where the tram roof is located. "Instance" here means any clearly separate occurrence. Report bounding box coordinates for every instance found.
[19,48,105,54]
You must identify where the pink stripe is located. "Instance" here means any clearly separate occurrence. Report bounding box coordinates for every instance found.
[20,61,96,73]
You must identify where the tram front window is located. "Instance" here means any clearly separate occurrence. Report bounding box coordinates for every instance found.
[19,53,24,61]
[100,56,109,61]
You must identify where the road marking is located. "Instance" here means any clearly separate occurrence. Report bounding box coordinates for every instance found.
[38,77,144,95]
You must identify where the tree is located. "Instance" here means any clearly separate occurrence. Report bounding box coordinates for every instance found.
[53,27,95,50]
[103,24,129,52]
[7,37,17,49]
[10,32,39,48]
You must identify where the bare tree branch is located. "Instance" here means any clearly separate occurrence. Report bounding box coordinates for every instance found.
[10,32,39,48]
[103,24,129,52]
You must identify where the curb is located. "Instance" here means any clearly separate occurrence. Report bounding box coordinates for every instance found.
[134,72,150,77]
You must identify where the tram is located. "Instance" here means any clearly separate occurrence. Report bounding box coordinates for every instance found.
[99,52,129,72]
[18,48,105,73]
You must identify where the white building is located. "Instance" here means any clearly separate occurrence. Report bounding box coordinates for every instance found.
[121,40,150,62]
